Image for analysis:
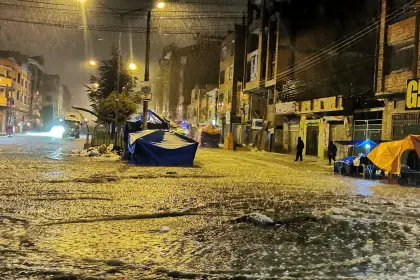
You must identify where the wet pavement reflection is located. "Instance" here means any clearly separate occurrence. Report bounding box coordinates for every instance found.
[1,135,420,279]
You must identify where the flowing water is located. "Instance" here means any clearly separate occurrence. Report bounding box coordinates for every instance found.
[1,142,420,279]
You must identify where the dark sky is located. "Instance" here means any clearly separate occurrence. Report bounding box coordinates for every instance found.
[0,0,246,108]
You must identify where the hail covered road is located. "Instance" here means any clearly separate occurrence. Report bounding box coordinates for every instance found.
[1,134,420,279]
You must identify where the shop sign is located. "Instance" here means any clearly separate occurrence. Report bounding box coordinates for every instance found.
[406,79,420,110]
[275,102,295,115]
[250,50,258,81]
[323,116,345,122]
[252,119,263,130]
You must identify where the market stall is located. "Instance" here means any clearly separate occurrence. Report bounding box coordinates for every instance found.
[334,140,381,178]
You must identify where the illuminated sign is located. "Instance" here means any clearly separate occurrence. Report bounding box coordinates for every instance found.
[406,79,420,110]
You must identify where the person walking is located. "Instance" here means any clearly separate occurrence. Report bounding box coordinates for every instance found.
[328,141,337,165]
[295,136,304,161]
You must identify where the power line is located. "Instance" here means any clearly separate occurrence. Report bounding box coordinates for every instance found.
[279,42,409,101]
[274,1,415,81]
[0,16,234,34]
[1,2,246,15]
[14,0,246,10]
[259,0,415,87]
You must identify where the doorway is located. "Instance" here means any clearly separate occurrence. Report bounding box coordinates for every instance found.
[306,125,319,156]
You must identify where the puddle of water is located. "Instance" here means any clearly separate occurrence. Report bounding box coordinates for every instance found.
[49,148,63,160]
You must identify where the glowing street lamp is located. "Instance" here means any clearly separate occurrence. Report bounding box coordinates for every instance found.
[129,63,137,71]
[94,83,99,88]
[157,2,165,9]
[89,60,97,66]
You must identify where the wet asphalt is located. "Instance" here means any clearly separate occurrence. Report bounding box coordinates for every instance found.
[1,134,420,279]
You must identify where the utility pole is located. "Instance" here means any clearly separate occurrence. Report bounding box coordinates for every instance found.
[97,2,164,132]
[114,98,119,146]
[142,11,152,131]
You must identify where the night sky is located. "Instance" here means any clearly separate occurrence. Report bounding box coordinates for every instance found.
[0,0,246,108]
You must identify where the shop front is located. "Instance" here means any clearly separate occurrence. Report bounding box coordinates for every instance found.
[273,101,298,153]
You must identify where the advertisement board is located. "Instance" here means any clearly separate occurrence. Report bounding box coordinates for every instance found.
[406,79,420,110]
[275,102,296,115]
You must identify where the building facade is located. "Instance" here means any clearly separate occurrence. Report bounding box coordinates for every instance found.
[154,40,221,121]
[0,56,32,133]
[241,0,378,157]
[375,0,420,140]
[218,25,246,129]
[40,74,62,130]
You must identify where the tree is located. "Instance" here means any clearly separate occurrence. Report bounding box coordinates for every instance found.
[96,92,137,125]
[87,45,138,112]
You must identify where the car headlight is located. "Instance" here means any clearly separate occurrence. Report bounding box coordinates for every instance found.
[50,126,65,138]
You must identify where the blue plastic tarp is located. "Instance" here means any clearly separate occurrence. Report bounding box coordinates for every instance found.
[334,139,382,148]
[128,130,198,166]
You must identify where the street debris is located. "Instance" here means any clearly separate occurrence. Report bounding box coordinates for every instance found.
[67,144,120,158]
[234,212,275,226]
[160,226,170,233]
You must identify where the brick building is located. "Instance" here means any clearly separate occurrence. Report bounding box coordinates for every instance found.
[375,0,420,140]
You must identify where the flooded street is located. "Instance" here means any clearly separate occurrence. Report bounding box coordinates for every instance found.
[1,136,420,279]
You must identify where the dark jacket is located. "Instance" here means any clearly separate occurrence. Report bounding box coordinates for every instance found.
[297,139,304,151]
[328,143,337,155]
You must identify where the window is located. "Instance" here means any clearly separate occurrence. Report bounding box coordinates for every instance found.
[221,46,227,61]
[229,65,233,81]
[385,45,415,74]
[320,101,325,110]
[310,100,315,111]
[16,91,20,101]
[230,40,235,56]
[18,73,21,84]
[268,91,274,105]
[220,70,225,85]
[25,80,28,89]
[228,91,232,103]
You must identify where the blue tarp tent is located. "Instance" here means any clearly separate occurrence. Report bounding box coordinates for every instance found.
[122,110,169,160]
[334,139,382,149]
[128,130,198,166]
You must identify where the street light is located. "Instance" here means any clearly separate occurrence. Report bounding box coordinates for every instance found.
[128,63,137,71]
[89,60,97,66]
[83,1,165,134]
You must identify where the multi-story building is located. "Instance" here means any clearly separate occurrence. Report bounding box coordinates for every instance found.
[218,25,246,132]
[375,0,420,140]
[156,41,220,121]
[0,56,32,133]
[40,74,62,129]
[187,84,217,125]
[243,0,378,157]
[28,56,45,122]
